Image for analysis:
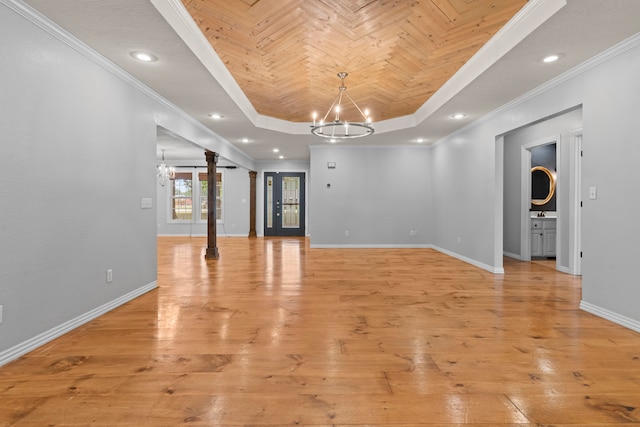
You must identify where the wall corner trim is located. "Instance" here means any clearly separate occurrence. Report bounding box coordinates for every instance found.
[0,281,158,367]
[580,301,640,334]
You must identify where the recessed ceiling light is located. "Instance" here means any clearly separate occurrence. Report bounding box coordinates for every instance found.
[278,155,284,159]
[541,53,565,63]
[329,139,337,143]
[273,148,280,153]
[130,51,157,62]
[208,113,223,119]
[241,138,250,143]
[416,138,425,143]
[451,113,467,120]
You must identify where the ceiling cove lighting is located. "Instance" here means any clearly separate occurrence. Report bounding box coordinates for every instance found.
[130,51,158,62]
[311,72,374,139]
[157,149,175,187]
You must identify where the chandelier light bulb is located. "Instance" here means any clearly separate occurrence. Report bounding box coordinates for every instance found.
[310,72,375,139]
[157,149,175,187]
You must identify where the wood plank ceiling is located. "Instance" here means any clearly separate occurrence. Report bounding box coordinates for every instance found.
[181,0,527,123]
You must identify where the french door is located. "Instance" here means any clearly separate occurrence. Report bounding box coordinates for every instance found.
[264,172,305,236]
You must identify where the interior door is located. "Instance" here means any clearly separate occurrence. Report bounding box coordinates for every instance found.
[264,172,305,236]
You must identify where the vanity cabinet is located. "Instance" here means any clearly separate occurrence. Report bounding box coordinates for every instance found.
[531,218,556,258]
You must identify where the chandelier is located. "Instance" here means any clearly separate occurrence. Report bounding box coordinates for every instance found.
[311,72,374,139]
[157,149,175,187]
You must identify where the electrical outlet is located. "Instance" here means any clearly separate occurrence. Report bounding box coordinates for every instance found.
[344,230,349,237]
[106,269,113,283]
[457,236,462,244]
[0,305,3,324]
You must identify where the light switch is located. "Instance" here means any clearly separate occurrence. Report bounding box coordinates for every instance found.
[589,186,597,200]
[141,197,153,209]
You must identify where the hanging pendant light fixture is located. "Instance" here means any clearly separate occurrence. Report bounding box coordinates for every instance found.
[311,72,374,139]
[157,149,175,187]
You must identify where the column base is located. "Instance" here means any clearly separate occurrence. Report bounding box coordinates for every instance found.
[205,247,219,259]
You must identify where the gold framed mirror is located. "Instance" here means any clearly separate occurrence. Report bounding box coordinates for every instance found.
[531,166,555,206]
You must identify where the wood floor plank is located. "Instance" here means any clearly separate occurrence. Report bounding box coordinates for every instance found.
[1,236,639,426]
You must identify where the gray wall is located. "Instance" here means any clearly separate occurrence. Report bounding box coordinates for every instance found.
[2,0,639,363]
[503,108,583,269]
[309,145,431,247]
[432,36,640,328]
[0,2,254,362]
[580,38,640,326]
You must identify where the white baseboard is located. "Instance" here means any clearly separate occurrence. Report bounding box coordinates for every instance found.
[503,251,522,260]
[157,234,249,238]
[309,243,503,274]
[0,281,157,367]
[310,243,432,249]
[433,245,505,274]
[580,301,640,333]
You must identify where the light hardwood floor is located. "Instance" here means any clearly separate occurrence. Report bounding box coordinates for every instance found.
[1,236,639,426]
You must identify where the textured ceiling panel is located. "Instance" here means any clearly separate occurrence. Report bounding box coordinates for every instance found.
[181,0,527,122]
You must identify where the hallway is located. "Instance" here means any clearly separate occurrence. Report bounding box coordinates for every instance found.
[1,237,638,425]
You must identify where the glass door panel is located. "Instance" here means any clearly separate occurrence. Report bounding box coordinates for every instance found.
[264,172,305,236]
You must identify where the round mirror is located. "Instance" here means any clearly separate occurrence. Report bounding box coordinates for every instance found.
[531,166,555,206]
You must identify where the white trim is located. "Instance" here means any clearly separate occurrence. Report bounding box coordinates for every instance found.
[309,245,504,274]
[157,233,206,237]
[311,244,432,249]
[151,0,565,136]
[520,146,533,261]
[157,233,247,237]
[0,281,157,367]
[580,301,640,333]
[504,251,523,261]
[2,0,255,169]
[415,0,566,125]
[494,136,505,270]
[431,32,640,149]
[568,130,583,276]
[521,135,559,263]
[432,245,505,274]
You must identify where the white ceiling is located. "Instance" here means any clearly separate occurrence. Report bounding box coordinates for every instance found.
[21,0,640,164]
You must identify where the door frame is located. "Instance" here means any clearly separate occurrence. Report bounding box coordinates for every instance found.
[568,129,583,275]
[520,135,559,264]
[262,171,308,237]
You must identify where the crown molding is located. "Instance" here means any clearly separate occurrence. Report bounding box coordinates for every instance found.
[1,0,254,166]
[430,31,640,148]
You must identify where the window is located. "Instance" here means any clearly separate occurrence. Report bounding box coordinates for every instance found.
[171,172,193,220]
[170,169,222,223]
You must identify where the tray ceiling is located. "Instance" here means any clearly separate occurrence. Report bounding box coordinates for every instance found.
[181,0,526,123]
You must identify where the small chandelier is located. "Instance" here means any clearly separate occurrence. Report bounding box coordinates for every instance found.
[311,72,374,139]
[157,149,175,187]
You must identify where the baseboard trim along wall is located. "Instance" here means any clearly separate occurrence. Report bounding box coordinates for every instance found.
[503,251,523,261]
[309,244,504,275]
[580,301,640,334]
[0,281,158,367]
[310,244,432,249]
[432,245,505,274]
